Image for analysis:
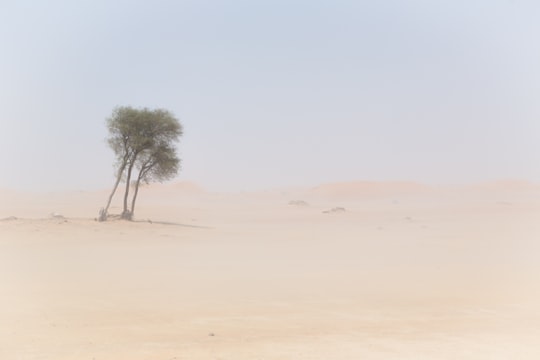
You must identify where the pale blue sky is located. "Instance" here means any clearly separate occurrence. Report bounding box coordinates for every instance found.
[0,0,539,191]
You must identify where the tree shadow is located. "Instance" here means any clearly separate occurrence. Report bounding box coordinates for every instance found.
[133,219,214,229]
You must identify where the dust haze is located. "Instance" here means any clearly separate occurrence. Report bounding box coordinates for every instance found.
[2,0,540,358]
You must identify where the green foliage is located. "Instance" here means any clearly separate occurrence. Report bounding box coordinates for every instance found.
[136,143,180,184]
[107,107,182,165]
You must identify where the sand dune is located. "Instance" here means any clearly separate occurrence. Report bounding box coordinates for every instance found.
[1,180,540,359]
[308,180,431,199]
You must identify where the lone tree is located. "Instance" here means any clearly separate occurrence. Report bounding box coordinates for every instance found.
[99,106,182,221]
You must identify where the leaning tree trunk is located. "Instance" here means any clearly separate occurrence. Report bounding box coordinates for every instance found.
[130,161,154,220]
[121,160,136,220]
[130,176,143,220]
[99,162,127,221]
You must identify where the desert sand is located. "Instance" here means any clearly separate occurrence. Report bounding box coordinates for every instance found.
[1,180,540,359]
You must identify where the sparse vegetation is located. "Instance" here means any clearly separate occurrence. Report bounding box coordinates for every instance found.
[288,200,309,206]
[322,207,346,214]
[99,106,182,221]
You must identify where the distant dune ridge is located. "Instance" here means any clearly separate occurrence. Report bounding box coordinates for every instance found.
[143,181,206,195]
[464,179,540,192]
[308,181,431,199]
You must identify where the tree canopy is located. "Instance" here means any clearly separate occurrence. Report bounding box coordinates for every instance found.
[99,106,182,221]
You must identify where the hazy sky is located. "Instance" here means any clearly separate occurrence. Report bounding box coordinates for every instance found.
[1,0,539,191]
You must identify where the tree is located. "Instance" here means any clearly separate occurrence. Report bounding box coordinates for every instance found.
[99,106,182,221]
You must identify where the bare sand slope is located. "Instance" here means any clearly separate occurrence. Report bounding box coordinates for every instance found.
[1,181,540,359]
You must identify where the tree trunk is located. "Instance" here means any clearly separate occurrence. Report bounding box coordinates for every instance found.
[99,162,126,221]
[121,160,135,220]
[130,160,155,220]
[130,173,144,220]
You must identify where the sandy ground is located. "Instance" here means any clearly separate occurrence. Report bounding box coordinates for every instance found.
[1,181,540,359]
